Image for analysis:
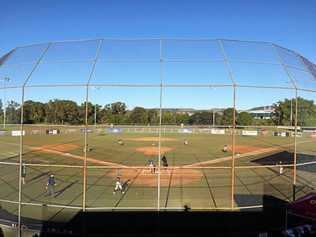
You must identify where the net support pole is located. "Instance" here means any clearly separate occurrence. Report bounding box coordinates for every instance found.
[83,86,89,212]
[17,43,51,237]
[231,85,237,209]
[158,39,163,211]
[83,39,103,211]
[218,40,237,210]
[272,44,298,201]
[293,89,298,201]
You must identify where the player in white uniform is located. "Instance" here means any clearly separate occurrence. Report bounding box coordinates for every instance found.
[113,177,124,194]
[222,144,228,152]
[148,160,156,174]
[279,161,284,175]
[117,139,124,145]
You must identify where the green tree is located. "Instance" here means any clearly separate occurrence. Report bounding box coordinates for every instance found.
[162,111,176,125]
[296,97,316,126]
[221,108,236,125]
[6,101,20,124]
[46,99,80,124]
[0,99,3,123]
[79,102,97,125]
[273,97,316,126]
[129,107,148,125]
[175,113,190,125]
[110,102,126,115]
[252,119,274,126]
[23,100,46,124]
[147,109,159,125]
[188,112,212,125]
[237,112,253,126]
[100,101,127,125]
[273,98,293,126]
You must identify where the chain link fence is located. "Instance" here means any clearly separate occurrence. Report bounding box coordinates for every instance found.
[0,38,315,234]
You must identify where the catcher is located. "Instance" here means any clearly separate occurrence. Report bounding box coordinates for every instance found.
[113,177,125,194]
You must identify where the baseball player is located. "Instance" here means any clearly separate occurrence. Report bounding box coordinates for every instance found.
[148,160,156,174]
[222,144,228,152]
[46,174,56,197]
[184,139,189,145]
[121,179,130,193]
[84,144,92,152]
[21,162,26,184]
[279,161,284,175]
[113,177,125,194]
[117,139,124,146]
[161,155,169,169]
[21,162,27,185]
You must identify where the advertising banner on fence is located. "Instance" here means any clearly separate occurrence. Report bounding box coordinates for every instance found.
[46,129,60,135]
[107,128,123,133]
[302,129,316,133]
[66,129,77,134]
[80,128,93,133]
[178,128,193,134]
[292,132,302,137]
[31,130,41,135]
[273,131,290,137]
[242,130,258,136]
[11,130,25,136]
[211,128,225,135]
[198,128,212,133]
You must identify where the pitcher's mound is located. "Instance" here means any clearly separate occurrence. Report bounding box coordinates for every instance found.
[136,146,173,155]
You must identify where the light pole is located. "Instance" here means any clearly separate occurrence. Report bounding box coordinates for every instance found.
[290,98,293,126]
[92,86,101,127]
[1,77,10,129]
[212,110,216,127]
[94,104,97,127]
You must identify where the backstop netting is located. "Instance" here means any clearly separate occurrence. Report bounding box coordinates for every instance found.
[0,38,315,233]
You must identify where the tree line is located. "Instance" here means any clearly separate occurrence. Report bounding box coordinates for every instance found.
[0,97,315,126]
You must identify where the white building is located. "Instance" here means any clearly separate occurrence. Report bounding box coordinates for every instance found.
[246,106,274,120]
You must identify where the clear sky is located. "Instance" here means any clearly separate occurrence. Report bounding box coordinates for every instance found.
[1,0,316,110]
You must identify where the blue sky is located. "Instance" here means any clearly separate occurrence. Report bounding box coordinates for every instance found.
[1,0,316,110]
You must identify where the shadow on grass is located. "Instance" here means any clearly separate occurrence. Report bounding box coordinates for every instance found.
[251,151,316,173]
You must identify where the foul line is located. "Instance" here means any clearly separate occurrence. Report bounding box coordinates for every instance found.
[31,146,128,168]
[185,139,315,168]
[185,147,282,168]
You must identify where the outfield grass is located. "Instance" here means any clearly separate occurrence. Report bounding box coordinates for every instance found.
[0,127,315,224]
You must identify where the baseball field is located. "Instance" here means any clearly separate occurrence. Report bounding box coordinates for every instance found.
[0,126,315,224]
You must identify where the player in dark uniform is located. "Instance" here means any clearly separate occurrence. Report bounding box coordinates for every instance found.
[21,162,26,185]
[121,179,130,193]
[161,155,168,169]
[46,174,56,197]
